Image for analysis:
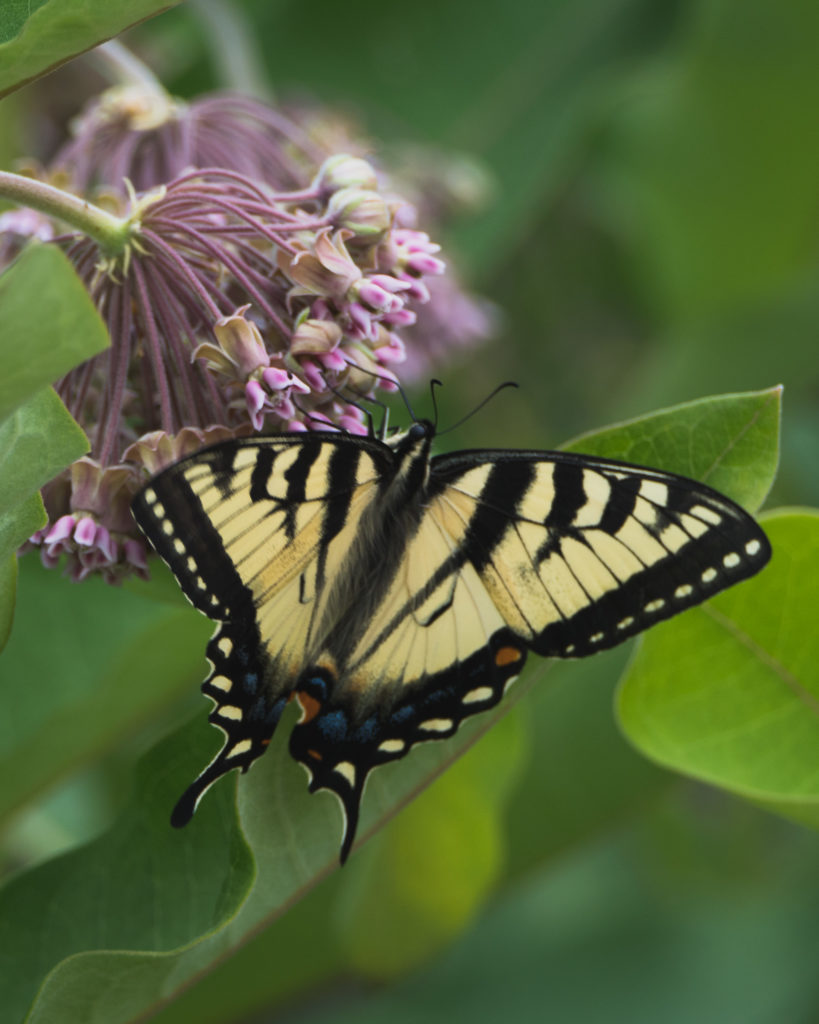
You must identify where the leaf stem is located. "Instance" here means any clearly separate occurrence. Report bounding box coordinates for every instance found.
[0,171,130,252]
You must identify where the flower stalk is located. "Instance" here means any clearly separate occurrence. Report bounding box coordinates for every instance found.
[0,171,130,252]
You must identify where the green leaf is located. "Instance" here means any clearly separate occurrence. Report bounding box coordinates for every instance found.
[0,389,89,609]
[563,386,781,511]
[7,657,536,1024]
[0,387,88,519]
[0,556,211,825]
[335,711,525,979]
[503,645,669,876]
[0,555,18,651]
[0,244,109,421]
[0,0,183,97]
[0,721,255,1024]
[618,510,819,829]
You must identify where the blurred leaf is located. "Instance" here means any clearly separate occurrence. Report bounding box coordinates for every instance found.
[503,645,669,875]
[0,555,17,650]
[0,721,255,1024]
[335,711,525,979]
[0,556,210,824]
[0,244,108,420]
[6,631,537,1024]
[563,386,781,511]
[618,510,819,829]
[0,0,183,97]
[599,0,819,320]
[292,816,819,1024]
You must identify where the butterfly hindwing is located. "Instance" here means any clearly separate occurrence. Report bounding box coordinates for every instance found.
[132,433,389,823]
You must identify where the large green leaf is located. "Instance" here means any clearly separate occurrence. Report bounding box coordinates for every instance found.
[0,720,255,1024]
[618,510,819,829]
[563,386,781,511]
[0,244,108,421]
[0,388,88,599]
[0,0,182,97]
[0,556,211,825]
[1,673,532,1024]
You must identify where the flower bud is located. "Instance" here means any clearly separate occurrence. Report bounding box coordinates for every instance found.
[326,188,391,239]
[312,154,379,197]
[290,317,344,356]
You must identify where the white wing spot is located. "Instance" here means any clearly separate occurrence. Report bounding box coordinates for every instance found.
[187,556,198,572]
[196,576,207,590]
[589,631,605,644]
[463,686,494,705]
[564,645,576,655]
[503,674,519,693]
[209,675,232,692]
[702,567,718,583]
[644,598,665,613]
[723,552,741,569]
[378,738,406,755]
[419,718,454,733]
[218,705,243,720]
[746,539,762,556]
[173,537,186,555]
[640,480,669,505]
[143,488,157,505]
[617,616,635,630]
[227,739,252,758]
[333,761,357,787]
[152,501,165,518]
[674,584,694,599]
[217,636,233,656]
[690,504,722,526]
[161,519,174,536]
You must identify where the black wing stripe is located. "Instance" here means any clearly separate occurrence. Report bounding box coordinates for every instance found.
[132,471,253,620]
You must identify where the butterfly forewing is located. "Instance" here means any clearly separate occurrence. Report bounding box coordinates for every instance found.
[429,449,771,658]
[132,433,388,824]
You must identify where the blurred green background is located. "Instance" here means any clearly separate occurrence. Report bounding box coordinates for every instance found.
[3,0,818,1021]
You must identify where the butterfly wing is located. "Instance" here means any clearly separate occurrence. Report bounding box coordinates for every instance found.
[428,448,771,657]
[288,446,771,860]
[131,432,390,824]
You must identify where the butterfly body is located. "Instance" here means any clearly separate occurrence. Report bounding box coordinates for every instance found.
[132,420,770,862]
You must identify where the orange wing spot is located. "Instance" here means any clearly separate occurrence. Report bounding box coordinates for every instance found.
[307,748,323,761]
[495,645,523,667]
[295,691,322,723]
[261,738,271,747]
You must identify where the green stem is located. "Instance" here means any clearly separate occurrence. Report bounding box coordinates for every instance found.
[0,171,130,251]
[89,40,167,94]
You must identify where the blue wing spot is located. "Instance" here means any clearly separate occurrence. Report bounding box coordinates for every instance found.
[354,716,379,743]
[318,710,349,742]
[391,705,416,725]
[243,672,259,694]
[302,674,331,700]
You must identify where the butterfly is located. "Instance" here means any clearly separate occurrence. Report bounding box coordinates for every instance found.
[131,418,770,862]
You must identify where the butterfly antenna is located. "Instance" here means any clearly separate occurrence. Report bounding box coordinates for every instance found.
[322,377,381,437]
[342,359,419,425]
[291,400,343,433]
[437,381,519,437]
[429,378,443,430]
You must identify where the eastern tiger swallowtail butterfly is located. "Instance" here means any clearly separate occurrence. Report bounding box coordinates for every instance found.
[131,419,770,862]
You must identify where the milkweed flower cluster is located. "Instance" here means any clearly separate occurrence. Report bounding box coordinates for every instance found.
[7,72,494,582]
